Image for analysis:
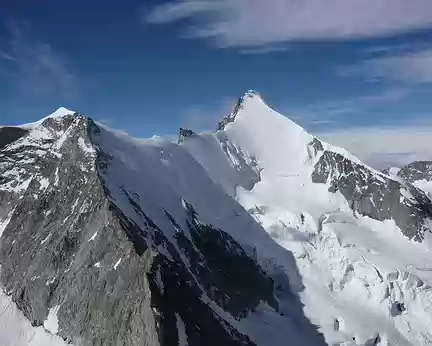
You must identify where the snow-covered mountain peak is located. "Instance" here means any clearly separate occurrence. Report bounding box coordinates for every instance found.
[48,106,76,118]
[218,90,266,130]
[217,92,315,174]
[217,91,311,154]
[17,107,77,130]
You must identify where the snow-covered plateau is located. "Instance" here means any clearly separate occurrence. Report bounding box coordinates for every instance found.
[1,92,432,346]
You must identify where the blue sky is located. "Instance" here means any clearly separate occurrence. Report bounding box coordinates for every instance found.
[1,0,432,141]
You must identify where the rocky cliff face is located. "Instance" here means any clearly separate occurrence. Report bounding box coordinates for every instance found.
[311,143,432,241]
[397,161,432,183]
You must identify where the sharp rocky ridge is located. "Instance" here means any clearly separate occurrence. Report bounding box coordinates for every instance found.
[1,93,432,345]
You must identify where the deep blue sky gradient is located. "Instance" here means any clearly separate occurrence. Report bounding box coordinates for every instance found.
[1,0,431,137]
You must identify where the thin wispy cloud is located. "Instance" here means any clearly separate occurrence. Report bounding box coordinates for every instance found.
[239,45,289,55]
[290,87,411,130]
[340,49,432,83]
[0,22,77,100]
[318,121,432,169]
[356,87,411,103]
[145,0,432,48]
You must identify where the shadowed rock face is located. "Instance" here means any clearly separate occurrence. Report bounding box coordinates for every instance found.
[311,142,432,241]
[166,204,277,320]
[0,127,28,150]
[0,115,326,346]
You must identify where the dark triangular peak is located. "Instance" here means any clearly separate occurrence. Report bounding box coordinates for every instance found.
[177,128,197,144]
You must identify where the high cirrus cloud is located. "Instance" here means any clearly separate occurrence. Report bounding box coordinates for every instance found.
[318,122,432,169]
[145,0,432,47]
[0,22,77,99]
[339,49,432,83]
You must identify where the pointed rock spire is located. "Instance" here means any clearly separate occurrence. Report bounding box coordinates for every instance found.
[178,128,197,144]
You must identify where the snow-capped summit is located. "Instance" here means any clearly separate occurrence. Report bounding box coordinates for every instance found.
[218,90,266,130]
[48,106,76,118]
[16,107,77,129]
[221,90,313,171]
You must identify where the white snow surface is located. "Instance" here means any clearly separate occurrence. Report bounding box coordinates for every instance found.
[0,216,11,239]
[19,107,75,129]
[179,93,432,345]
[388,167,401,177]
[43,305,61,334]
[93,118,323,345]
[113,258,122,270]
[0,290,68,346]
[88,93,432,345]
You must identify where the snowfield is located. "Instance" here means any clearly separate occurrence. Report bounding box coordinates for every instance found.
[182,92,432,345]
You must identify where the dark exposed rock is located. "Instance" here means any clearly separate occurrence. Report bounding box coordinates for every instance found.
[167,207,277,319]
[0,127,28,150]
[308,138,324,158]
[390,302,406,317]
[398,161,432,183]
[177,128,197,144]
[312,150,432,241]
[148,254,255,346]
[365,334,381,346]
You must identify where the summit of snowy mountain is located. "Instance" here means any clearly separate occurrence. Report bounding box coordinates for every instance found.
[217,90,267,131]
[16,107,77,130]
[2,93,432,346]
[46,106,76,119]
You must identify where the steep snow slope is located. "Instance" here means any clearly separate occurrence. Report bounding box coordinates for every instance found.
[91,124,326,346]
[183,91,432,345]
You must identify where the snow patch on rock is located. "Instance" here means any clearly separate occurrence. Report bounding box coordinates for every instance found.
[113,258,122,270]
[0,290,69,346]
[78,137,95,155]
[89,231,98,241]
[43,305,61,334]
